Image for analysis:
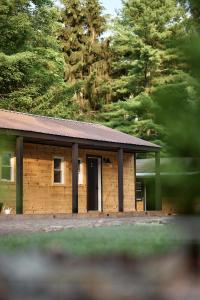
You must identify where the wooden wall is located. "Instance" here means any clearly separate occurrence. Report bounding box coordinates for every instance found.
[136,200,145,212]
[24,144,72,214]
[23,143,136,214]
[0,135,16,213]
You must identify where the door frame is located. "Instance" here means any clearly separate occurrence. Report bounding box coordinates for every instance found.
[86,155,102,212]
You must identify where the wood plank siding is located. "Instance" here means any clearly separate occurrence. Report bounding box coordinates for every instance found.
[22,143,135,214]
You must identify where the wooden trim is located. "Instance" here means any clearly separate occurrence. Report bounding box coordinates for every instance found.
[72,143,78,213]
[144,182,147,212]
[16,136,23,214]
[0,151,15,183]
[118,148,124,212]
[155,152,162,210]
[52,156,65,185]
[0,128,161,153]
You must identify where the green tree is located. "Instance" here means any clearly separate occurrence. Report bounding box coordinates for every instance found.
[0,0,77,118]
[60,0,112,112]
[100,93,166,153]
[111,0,187,100]
[99,0,188,150]
[180,0,200,30]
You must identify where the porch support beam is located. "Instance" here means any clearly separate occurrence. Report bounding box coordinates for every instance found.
[134,153,137,211]
[118,148,124,212]
[16,136,23,214]
[155,151,162,210]
[72,143,78,213]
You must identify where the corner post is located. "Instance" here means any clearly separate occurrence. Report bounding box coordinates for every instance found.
[155,151,161,210]
[134,153,137,211]
[72,143,78,213]
[16,136,23,214]
[118,148,124,212]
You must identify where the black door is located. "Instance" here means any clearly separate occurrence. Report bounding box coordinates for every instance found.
[146,179,156,211]
[87,157,99,211]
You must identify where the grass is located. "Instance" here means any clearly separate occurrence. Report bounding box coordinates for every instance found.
[0,224,183,257]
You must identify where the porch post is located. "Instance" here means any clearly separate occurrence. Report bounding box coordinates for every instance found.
[118,148,124,212]
[72,143,78,213]
[155,151,162,210]
[134,153,137,211]
[16,136,23,214]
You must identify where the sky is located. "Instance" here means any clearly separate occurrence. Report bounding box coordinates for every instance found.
[101,0,122,16]
[55,1,122,16]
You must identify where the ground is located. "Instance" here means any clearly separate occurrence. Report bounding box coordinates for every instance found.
[0,215,182,256]
[0,216,199,300]
[0,215,172,235]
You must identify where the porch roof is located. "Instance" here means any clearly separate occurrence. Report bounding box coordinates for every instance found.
[136,157,200,177]
[0,109,160,152]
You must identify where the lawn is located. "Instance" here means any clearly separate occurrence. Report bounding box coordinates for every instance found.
[0,224,183,257]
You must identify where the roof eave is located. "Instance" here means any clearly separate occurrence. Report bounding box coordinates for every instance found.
[0,128,160,153]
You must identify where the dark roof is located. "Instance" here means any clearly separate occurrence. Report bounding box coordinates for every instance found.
[137,158,200,177]
[0,109,160,150]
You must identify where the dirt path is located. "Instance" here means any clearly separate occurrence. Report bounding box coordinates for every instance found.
[0,215,173,235]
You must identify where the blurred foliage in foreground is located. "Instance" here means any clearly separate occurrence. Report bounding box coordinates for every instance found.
[153,0,200,214]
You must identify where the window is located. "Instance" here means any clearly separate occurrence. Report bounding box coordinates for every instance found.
[1,152,14,182]
[53,157,64,184]
[78,159,83,185]
[136,181,143,201]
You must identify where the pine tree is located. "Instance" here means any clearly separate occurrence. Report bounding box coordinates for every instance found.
[60,0,86,83]
[100,93,166,153]
[83,0,112,110]
[99,0,188,150]
[60,0,112,112]
[110,0,187,100]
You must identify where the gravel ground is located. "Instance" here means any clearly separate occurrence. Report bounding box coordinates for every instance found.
[0,215,173,235]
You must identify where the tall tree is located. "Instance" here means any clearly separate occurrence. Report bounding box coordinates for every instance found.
[99,0,188,150]
[111,0,187,100]
[60,0,112,112]
[0,0,77,118]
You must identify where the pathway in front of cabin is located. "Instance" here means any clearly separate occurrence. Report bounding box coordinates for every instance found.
[0,215,173,235]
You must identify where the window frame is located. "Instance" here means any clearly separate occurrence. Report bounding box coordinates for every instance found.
[0,152,15,183]
[136,181,143,201]
[53,156,65,185]
[78,158,83,185]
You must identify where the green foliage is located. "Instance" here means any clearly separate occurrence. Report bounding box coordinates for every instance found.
[180,0,200,31]
[0,0,197,158]
[60,0,112,111]
[152,0,200,213]
[0,0,78,117]
[110,0,187,100]
[98,0,188,152]
[100,93,166,151]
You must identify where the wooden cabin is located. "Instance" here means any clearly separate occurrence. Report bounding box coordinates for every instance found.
[0,110,160,215]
